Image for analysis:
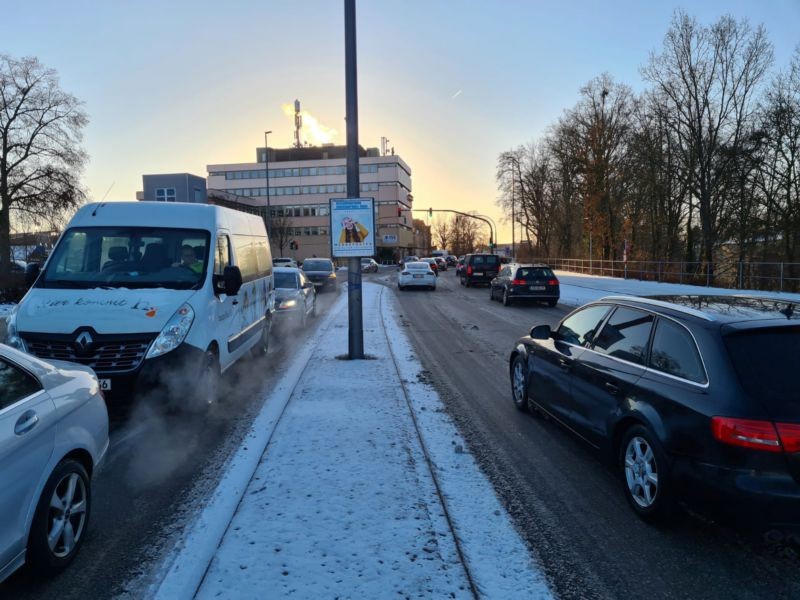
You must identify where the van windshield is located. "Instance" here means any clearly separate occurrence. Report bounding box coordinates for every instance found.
[40,227,210,290]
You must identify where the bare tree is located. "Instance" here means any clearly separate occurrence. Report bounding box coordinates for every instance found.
[0,55,88,272]
[271,211,295,256]
[642,11,773,277]
[450,213,482,256]
[431,217,451,251]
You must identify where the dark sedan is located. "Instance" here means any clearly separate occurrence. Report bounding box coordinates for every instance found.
[508,295,800,525]
[301,258,337,292]
[490,263,559,306]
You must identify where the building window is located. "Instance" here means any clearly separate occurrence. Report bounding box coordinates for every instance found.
[156,187,176,202]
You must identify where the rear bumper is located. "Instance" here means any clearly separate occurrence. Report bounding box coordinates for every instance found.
[673,457,800,526]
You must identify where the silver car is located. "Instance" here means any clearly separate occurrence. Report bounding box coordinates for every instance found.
[0,344,108,582]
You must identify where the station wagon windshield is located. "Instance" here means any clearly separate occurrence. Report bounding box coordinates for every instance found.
[40,227,210,290]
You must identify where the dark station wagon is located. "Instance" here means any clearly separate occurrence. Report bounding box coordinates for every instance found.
[509,294,800,525]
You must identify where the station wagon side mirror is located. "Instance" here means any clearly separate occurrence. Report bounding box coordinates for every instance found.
[530,324,552,340]
[223,265,243,296]
[24,263,40,288]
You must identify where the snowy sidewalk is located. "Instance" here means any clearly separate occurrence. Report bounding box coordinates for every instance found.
[156,283,549,599]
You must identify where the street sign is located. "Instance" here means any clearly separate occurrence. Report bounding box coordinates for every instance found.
[382,234,398,243]
[330,197,375,258]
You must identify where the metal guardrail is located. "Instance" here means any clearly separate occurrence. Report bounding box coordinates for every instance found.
[539,258,800,294]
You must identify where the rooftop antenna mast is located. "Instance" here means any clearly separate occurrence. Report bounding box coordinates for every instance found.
[293,99,303,148]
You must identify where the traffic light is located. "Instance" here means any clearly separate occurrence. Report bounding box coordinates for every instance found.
[428,207,433,217]
[397,207,402,217]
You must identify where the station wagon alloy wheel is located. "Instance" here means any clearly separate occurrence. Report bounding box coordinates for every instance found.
[511,357,527,410]
[48,473,88,558]
[624,436,659,508]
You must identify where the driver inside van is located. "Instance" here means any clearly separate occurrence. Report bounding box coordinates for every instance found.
[175,244,203,274]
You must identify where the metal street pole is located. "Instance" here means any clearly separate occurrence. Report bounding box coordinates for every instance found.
[511,162,515,259]
[264,130,272,238]
[344,0,363,359]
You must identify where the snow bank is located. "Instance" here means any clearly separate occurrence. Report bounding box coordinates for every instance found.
[555,271,800,308]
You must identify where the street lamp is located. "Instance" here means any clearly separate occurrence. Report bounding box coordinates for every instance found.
[264,130,272,238]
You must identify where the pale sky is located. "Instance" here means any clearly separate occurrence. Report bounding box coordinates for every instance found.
[4,0,799,241]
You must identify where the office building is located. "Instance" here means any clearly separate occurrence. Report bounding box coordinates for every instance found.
[206,145,413,261]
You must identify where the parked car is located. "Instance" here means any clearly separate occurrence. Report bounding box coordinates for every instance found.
[419,258,439,276]
[460,253,501,287]
[360,258,379,273]
[434,257,447,272]
[490,263,559,307]
[398,262,437,291]
[302,258,338,292]
[508,294,800,525]
[5,202,274,408]
[273,267,316,329]
[0,343,108,582]
[273,257,298,269]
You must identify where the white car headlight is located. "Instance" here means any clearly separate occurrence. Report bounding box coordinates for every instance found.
[146,303,194,359]
[4,308,27,352]
[279,299,297,309]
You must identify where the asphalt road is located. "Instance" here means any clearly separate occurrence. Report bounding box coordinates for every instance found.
[384,267,800,600]
[2,287,343,599]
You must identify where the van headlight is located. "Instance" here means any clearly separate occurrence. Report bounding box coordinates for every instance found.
[4,308,27,352]
[146,303,194,359]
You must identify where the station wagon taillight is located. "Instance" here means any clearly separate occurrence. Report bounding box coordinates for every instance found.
[711,417,800,453]
[548,279,559,286]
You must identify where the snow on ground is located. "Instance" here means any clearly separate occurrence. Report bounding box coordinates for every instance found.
[186,283,550,600]
[555,270,800,308]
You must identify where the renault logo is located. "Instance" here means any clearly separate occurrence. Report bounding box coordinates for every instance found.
[75,331,94,353]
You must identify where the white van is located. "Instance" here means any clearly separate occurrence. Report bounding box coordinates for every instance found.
[5,202,274,408]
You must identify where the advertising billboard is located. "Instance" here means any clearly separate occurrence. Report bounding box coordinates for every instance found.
[330,198,375,258]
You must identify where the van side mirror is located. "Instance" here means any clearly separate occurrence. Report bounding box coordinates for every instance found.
[223,266,242,296]
[530,324,552,340]
[24,263,40,288]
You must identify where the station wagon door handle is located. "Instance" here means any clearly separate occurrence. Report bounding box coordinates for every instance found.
[14,410,39,435]
[558,359,571,371]
[604,382,620,395]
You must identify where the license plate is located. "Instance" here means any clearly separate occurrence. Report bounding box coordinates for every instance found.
[473,271,483,276]
[413,274,423,279]
[99,379,112,391]
[530,285,546,291]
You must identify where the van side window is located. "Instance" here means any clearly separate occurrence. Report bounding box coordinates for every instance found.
[215,234,231,275]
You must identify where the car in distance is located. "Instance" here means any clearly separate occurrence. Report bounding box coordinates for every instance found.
[360,258,379,273]
[460,253,501,287]
[301,258,337,292]
[508,295,800,525]
[0,344,108,582]
[455,257,465,277]
[419,258,439,276]
[490,263,559,307]
[273,267,316,329]
[434,257,448,272]
[398,262,437,291]
[273,257,298,269]
[398,255,419,270]
[445,255,458,268]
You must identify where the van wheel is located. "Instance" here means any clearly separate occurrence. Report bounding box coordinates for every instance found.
[252,314,272,357]
[193,349,220,411]
[27,459,91,576]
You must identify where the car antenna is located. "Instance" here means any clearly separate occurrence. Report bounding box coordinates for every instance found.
[91,202,108,217]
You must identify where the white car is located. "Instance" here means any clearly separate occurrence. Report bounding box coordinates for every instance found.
[0,344,108,582]
[398,262,437,291]
[273,257,298,269]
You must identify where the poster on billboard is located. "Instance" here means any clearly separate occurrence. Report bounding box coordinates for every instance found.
[330,197,375,258]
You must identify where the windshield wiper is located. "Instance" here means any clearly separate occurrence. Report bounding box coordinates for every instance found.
[45,279,92,289]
